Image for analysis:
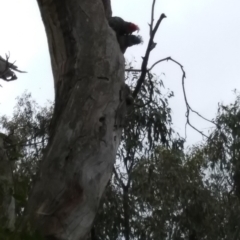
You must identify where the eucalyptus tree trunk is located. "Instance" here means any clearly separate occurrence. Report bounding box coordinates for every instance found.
[25,0,125,239]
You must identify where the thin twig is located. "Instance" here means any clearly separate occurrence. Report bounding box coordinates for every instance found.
[127,55,217,139]
[148,57,171,71]
[0,53,27,82]
[129,0,215,140]
[125,69,142,72]
[170,58,217,139]
[151,57,215,139]
[150,0,156,34]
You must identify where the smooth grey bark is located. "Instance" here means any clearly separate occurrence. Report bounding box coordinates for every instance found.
[0,134,15,231]
[102,0,112,20]
[25,0,126,239]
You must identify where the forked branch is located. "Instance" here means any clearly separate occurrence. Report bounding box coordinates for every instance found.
[132,0,166,98]
[127,0,217,139]
[0,53,26,83]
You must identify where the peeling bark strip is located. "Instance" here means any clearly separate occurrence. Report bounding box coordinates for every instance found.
[25,0,125,239]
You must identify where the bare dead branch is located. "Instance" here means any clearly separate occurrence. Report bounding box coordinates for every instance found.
[125,57,171,73]
[132,0,166,99]
[135,53,217,139]
[150,0,156,34]
[150,56,216,139]
[125,69,142,72]
[0,54,27,82]
[127,53,217,139]
[148,57,171,71]
[127,0,216,141]
[169,58,216,139]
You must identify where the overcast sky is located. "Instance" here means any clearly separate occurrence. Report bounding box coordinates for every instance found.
[0,0,240,146]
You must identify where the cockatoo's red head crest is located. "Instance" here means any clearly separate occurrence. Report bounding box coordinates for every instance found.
[129,23,140,33]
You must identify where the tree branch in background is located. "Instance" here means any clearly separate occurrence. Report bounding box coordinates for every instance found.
[0,53,26,83]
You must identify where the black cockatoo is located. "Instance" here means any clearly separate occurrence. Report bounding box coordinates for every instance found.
[108,17,142,53]
[109,17,139,36]
[118,35,143,54]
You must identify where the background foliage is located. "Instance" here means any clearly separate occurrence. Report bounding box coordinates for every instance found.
[1,78,240,240]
